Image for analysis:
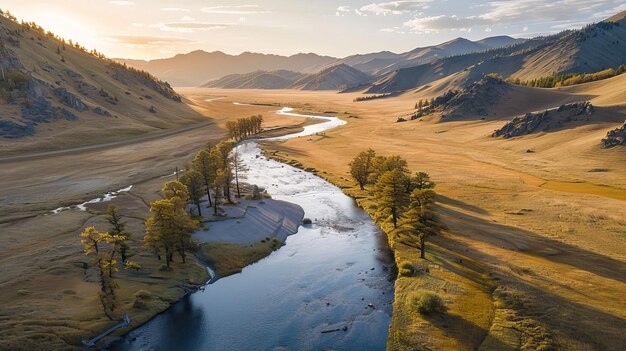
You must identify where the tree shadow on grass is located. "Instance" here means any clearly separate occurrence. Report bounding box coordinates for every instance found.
[433,200,626,350]
[437,204,626,285]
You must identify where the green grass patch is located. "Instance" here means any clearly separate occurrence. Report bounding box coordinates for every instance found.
[201,239,283,277]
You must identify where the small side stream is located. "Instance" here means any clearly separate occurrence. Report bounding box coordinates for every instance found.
[111,106,395,351]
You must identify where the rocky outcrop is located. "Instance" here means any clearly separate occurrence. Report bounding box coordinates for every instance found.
[601,122,626,148]
[0,120,34,138]
[493,101,594,138]
[1,77,78,138]
[93,107,111,116]
[441,76,508,119]
[54,87,88,111]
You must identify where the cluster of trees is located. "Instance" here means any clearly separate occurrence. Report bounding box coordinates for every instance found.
[79,206,139,319]
[225,115,264,141]
[507,65,626,88]
[350,149,443,258]
[144,140,247,268]
[144,181,200,270]
[77,139,250,317]
[415,98,434,110]
[354,93,392,102]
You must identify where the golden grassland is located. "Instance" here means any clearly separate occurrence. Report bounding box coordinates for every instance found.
[184,81,626,350]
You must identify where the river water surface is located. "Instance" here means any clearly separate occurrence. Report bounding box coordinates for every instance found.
[112,107,395,351]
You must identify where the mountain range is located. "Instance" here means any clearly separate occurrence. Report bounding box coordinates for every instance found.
[117,36,523,87]
[119,12,626,95]
[203,64,374,90]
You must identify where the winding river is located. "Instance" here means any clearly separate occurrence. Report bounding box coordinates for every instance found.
[112,107,395,351]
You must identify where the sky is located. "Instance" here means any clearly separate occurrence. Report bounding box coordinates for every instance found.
[2,0,625,60]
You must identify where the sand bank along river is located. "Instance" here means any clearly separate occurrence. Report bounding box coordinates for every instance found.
[112,107,395,351]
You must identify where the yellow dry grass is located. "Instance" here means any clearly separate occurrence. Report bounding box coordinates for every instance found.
[187,85,626,350]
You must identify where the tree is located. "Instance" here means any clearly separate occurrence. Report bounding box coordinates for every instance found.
[374,169,411,228]
[106,205,130,262]
[401,188,442,258]
[350,149,376,190]
[231,150,247,198]
[80,226,102,255]
[193,149,215,207]
[371,155,409,184]
[216,141,235,203]
[162,180,189,203]
[80,226,116,319]
[181,168,205,217]
[221,164,234,204]
[209,149,224,215]
[411,172,436,191]
[145,181,199,267]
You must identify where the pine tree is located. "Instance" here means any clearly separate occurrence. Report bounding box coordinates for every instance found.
[181,168,205,217]
[374,169,410,228]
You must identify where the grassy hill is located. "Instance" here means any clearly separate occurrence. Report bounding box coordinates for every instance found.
[0,13,209,155]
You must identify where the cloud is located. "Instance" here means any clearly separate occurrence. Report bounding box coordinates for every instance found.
[336,5,351,16]
[109,0,134,5]
[150,22,233,33]
[398,0,623,33]
[105,35,194,46]
[360,1,431,15]
[201,5,269,15]
[160,7,190,12]
[403,15,490,33]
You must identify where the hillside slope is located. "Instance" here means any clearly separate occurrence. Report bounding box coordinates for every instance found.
[0,14,208,154]
[290,64,373,90]
[368,13,626,94]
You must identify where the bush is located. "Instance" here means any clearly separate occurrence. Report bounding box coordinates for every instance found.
[399,261,414,277]
[271,238,281,250]
[133,290,152,299]
[158,264,172,272]
[411,291,447,315]
[302,218,312,225]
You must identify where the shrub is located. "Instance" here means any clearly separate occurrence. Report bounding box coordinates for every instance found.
[133,290,152,300]
[271,238,281,250]
[158,264,172,272]
[399,261,414,277]
[302,218,312,225]
[411,291,447,315]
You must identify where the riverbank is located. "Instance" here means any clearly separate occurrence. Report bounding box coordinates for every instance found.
[195,197,305,277]
[261,145,497,350]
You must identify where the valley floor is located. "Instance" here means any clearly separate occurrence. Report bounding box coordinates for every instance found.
[1,85,624,350]
[0,98,314,349]
[182,87,626,351]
